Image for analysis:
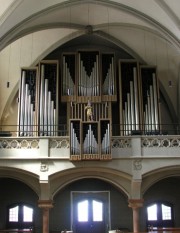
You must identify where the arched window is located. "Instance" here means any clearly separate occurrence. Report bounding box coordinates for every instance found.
[147,202,174,228]
[7,204,33,229]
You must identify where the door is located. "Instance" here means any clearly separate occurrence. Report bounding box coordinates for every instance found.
[72,192,109,233]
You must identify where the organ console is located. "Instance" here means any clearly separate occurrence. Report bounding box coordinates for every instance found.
[18,50,160,160]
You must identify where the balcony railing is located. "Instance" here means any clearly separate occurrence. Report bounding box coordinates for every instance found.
[0,123,179,137]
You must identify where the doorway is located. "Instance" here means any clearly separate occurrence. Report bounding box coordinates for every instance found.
[71,191,110,233]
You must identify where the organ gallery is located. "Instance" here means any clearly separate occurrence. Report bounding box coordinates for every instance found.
[18,50,160,161]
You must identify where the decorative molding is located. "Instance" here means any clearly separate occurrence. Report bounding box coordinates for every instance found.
[0,139,39,149]
[133,160,142,170]
[40,162,49,172]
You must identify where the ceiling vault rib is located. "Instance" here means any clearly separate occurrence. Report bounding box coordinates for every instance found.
[154,0,180,29]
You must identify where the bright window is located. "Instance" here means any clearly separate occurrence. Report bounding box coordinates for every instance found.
[93,200,103,221]
[78,200,88,222]
[23,206,33,222]
[147,202,173,228]
[9,206,19,222]
[8,204,33,228]
[77,199,103,222]
[147,204,157,220]
[162,204,171,220]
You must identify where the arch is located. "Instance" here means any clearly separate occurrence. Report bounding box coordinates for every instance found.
[0,0,179,52]
[0,167,40,196]
[49,167,132,199]
[142,165,180,195]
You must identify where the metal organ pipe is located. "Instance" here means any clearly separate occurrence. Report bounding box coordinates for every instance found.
[19,71,25,136]
[40,65,44,135]
[150,85,155,131]
[153,73,159,131]
[130,81,135,130]
[133,67,139,130]
[24,84,29,135]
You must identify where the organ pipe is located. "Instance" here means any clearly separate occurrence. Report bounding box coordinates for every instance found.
[130,81,135,130]
[133,67,139,130]
[40,65,44,135]
[153,73,159,130]
[19,71,25,136]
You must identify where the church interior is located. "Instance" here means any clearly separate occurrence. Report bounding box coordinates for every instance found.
[0,0,180,233]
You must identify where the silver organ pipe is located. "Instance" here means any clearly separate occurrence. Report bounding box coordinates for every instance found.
[96,55,99,95]
[44,78,48,136]
[50,101,54,136]
[19,71,25,136]
[150,85,155,131]
[130,81,135,130]
[133,67,139,130]
[19,69,37,137]
[127,93,131,134]
[40,65,45,135]
[70,122,80,155]
[147,94,151,131]
[83,124,98,154]
[125,102,128,136]
[143,73,159,133]
[62,56,74,96]
[47,91,51,133]
[24,84,29,135]
[27,94,31,135]
[101,123,110,154]
[102,57,115,95]
[153,73,159,131]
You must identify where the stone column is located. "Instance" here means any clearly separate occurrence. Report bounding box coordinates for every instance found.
[38,200,53,233]
[128,199,144,233]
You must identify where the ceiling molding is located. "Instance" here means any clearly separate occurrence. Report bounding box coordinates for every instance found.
[154,0,180,29]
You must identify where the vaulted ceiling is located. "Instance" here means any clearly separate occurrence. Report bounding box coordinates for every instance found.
[0,0,180,124]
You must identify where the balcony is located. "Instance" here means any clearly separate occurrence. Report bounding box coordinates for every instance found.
[0,123,180,160]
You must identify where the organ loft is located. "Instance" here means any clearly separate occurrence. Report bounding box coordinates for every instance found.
[18,50,160,161]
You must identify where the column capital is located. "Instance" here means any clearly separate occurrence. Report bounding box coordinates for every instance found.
[128,199,144,209]
[38,200,53,209]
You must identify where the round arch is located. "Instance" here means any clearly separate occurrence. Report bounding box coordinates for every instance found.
[142,165,180,195]
[0,167,40,196]
[49,167,132,199]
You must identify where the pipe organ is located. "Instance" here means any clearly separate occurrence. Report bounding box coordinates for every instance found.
[119,61,140,135]
[18,61,58,137]
[17,50,160,160]
[119,60,160,136]
[39,61,58,136]
[18,68,38,136]
[140,66,160,134]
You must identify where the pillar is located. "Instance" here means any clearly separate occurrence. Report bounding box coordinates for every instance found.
[128,199,144,233]
[38,200,53,233]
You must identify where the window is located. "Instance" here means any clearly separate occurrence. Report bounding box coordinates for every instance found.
[7,204,33,229]
[147,202,174,228]
[77,199,103,222]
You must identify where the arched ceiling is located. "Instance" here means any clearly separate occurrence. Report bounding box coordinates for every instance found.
[0,0,179,124]
[0,0,179,51]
